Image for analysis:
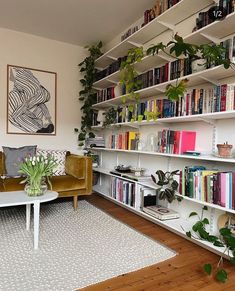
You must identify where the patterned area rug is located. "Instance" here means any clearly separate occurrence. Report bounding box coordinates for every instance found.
[0,200,176,291]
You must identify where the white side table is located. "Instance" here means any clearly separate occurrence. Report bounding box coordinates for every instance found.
[0,190,58,249]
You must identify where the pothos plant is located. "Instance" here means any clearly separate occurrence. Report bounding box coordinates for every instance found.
[186,206,235,283]
[77,41,103,146]
[119,47,146,122]
[151,170,180,203]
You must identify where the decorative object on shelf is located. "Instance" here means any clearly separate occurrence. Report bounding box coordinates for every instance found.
[146,133,157,152]
[191,58,207,73]
[186,206,235,283]
[96,110,106,126]
[19,154,58,196]
[217,213,235,234]
[217,142,233,158]
[78,41,103,146]
[114,165,131,173]
[151,170,179,203]
[84,149,99,168]
[130,167,145,177]
[136,137,146,151]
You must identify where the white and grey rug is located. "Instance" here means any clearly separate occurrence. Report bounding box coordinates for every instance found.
[0,200,176,291]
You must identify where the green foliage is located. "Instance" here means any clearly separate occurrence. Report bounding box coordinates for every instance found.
[103,107,117,127]
[187,206,235,283]
[165,79,189,101]
[146,34,232,101]
[151,170,179,203]
[78,41,103,144]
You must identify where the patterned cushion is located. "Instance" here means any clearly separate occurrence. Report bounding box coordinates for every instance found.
[37,149,68,176]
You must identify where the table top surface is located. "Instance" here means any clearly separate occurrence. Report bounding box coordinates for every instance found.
[0,190,58,207]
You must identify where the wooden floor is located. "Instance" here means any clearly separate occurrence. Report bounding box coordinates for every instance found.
[80,194,235,291]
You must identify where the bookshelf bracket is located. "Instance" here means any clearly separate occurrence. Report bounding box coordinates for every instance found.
[127,41,142,47]
[200,33,220,44]
[157,20,175,31]
[156,86,165,92]
[198,118,216,125]
[107,55,118,61]
[199,76,218,85]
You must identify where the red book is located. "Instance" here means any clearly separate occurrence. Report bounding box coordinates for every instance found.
[173,131,181,154]
[220,84,227,111]
[179,131,196,154]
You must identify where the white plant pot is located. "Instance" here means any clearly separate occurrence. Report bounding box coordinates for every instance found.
[191,59,207,73]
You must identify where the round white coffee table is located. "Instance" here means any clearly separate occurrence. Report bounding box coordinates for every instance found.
[0,190,58,249]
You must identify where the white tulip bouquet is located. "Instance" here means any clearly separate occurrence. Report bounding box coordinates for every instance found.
[19,154,58,196]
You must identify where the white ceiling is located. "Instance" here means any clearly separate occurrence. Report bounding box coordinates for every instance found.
[0,0,156,46]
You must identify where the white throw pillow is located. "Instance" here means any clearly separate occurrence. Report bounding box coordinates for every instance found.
[37,149,67,176]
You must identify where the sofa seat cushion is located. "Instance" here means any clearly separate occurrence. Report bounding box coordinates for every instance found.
[49,175,86,192]
[1,177,24,192]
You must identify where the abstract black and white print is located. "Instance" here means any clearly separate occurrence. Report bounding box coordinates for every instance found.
[7,65,56,135]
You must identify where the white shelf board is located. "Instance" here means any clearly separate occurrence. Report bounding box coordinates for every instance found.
[91,148,235,163]
[93,167,139,183]
[94,190,230,258]
[157,0,213,26]
[91,111,235,130]
[185,11,235,44]
[93,70,121,89]
[95,20,168,69]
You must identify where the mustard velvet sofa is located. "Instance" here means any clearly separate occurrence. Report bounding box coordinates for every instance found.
[0,151,92,209]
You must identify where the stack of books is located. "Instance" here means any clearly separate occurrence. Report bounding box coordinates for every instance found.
[86,137,105,148]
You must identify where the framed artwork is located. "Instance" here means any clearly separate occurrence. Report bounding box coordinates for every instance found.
[7,65,57,135]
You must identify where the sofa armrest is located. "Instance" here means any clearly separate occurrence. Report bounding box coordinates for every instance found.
[65,154,92,193]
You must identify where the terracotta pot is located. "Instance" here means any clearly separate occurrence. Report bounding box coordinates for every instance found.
[217,143,233,158]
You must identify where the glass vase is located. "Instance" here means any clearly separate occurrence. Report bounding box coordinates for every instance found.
[24,178,48,197]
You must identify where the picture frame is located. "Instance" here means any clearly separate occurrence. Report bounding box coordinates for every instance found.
[7,64,57,135]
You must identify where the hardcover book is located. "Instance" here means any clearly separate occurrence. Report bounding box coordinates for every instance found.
[143,205,180,220]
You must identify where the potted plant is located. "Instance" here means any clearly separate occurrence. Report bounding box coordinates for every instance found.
[151,170,179,203]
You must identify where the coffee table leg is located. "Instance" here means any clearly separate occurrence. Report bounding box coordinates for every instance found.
[26,204,31,230]
[34,201,40,250]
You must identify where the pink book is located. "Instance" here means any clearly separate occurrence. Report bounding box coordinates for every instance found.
[179,131,196,154]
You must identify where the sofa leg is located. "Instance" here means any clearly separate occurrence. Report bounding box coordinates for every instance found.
[73,196,78,210]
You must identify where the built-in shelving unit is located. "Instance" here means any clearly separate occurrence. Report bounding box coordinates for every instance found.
[92,0,235,259]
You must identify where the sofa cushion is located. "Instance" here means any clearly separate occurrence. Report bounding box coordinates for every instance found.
[49,175,86,192]
[37,149,68,176]
[2,145,37,177]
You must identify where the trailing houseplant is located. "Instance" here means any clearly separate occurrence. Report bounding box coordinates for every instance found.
[77,41,103,146]
[186,206,235,283]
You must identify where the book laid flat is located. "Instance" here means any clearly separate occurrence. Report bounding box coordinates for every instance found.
[143,205,180,220]
[109,171,151,181]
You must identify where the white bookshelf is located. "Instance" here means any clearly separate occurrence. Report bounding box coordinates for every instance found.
[91,0,235,259]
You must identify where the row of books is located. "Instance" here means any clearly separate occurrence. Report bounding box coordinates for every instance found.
[195,0,235,31]
[121,0,180,42]
[93,83,235,126]
[95,56,127,82]
[109,131,140,150]
[170,58,192,80]
[179,166,235,210]
[157,129,196,154]
[111,177,135,207]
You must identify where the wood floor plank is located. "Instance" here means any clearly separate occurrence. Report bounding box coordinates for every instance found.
[79,194,235,291]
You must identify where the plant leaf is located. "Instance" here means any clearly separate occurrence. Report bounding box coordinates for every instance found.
[151,174,156,184]
[204,263,212,275]
[186,231,191,238]
[202,218,209,225]
[202,206,208,211]
[189,212,198,217]
[213,241,224,247]
[216,269,228,283]
[220,227,232,236]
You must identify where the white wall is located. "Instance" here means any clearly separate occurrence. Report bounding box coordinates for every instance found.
[0,28,87,154]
